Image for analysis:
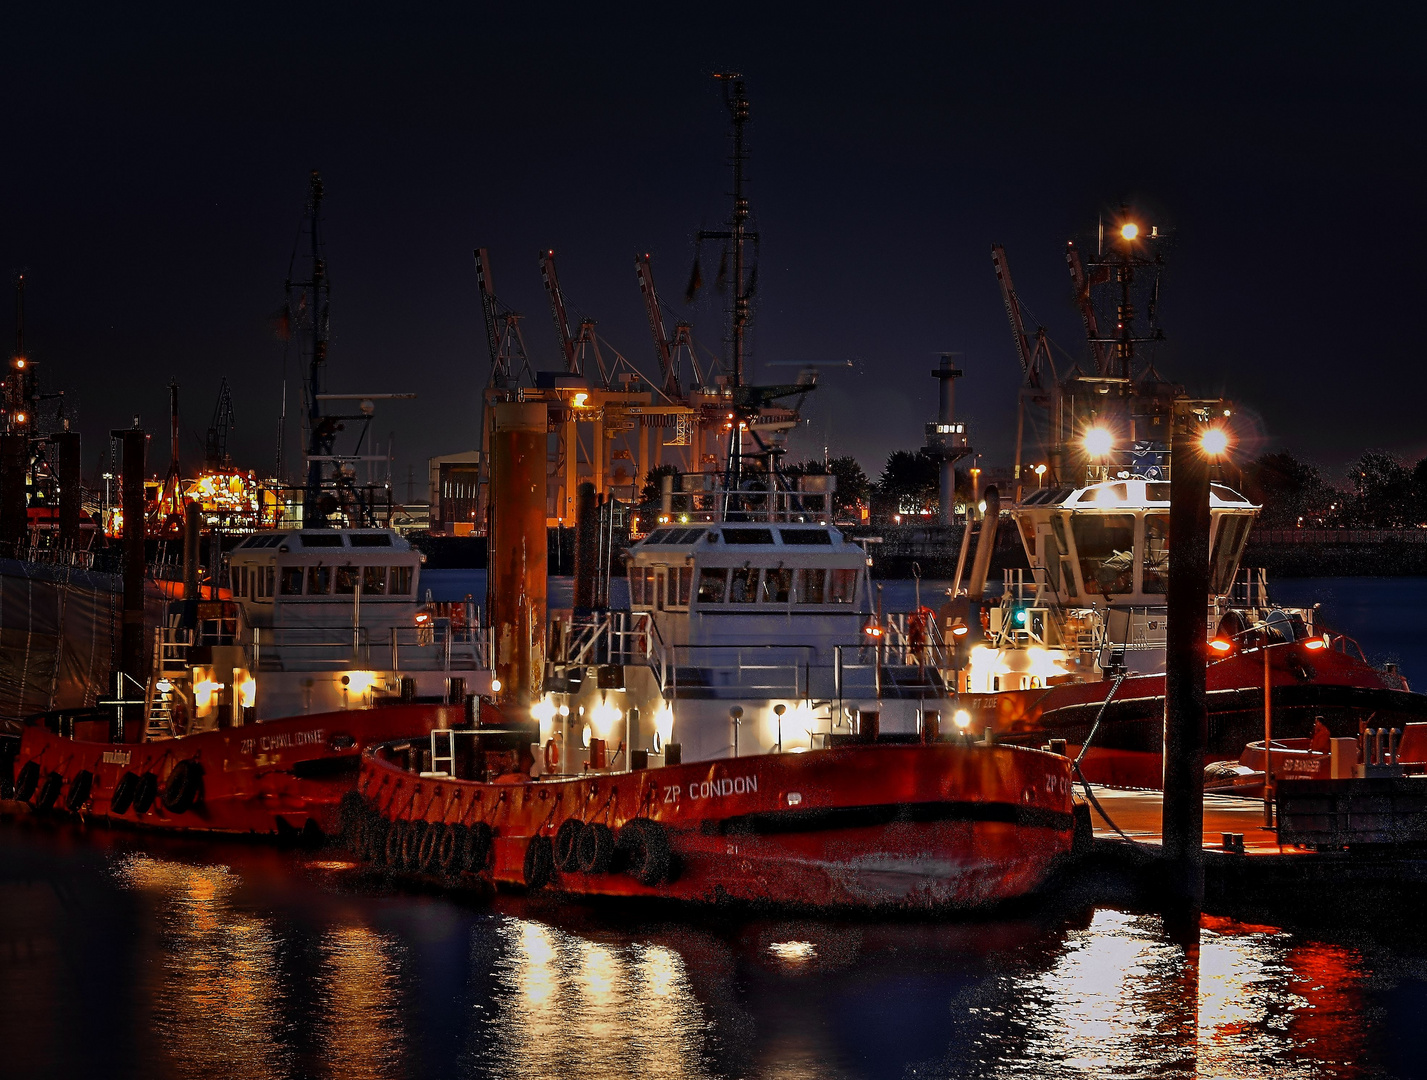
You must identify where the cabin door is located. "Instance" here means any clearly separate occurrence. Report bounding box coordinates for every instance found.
[655,568,667,611]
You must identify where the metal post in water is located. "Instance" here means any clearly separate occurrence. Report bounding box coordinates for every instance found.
[1162,404,1212,910]
[572,481,598,611]
[488,401,548,714]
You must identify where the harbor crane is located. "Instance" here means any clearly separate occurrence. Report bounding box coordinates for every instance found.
[634,252,702,400]
[991,244,1058,499]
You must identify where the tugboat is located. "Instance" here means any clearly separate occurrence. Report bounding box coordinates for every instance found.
[345,76,1079,912]
[8,527,494,836]
[959,214,1427,788]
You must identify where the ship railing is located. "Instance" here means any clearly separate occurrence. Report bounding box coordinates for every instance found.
[17,544,98,571]
[878,612,951,669]
[664,645,813,699]
[390,622,488,673]
[556,610,660,668]
[661,481,834,524]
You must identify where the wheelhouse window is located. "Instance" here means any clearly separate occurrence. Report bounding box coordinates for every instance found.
[630,566,654,606]
[335,566,359,594]
[829,568,858,604]
[722,528,775,545]
[390,566,413,595]
[350,534,393,547]
[796,567,827,603]
[1142,514,1170,595]
[299,532,344,548]
[675,566,692,606]
[256,565,274,599]
[280,567,304,595]
[728,566,758,603]
[1071,514,1136,598]
[761,568,792,604]
[363,566,387,595]
[307,566,333,595]
[1211,514,1251,595]
[696,568,727,604]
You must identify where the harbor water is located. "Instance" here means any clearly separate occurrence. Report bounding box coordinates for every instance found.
[4,577,1426,1079]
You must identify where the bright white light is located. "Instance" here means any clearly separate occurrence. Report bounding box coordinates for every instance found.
[1200,428,1230,456]
[953,709,972,730]
[1084,427,1113,457]
[237,673,257,708]
[490,678,502,693]
[1120,222,1139,241]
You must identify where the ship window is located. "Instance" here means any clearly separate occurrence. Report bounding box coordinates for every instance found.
[644,529,673,545]
[1142,514,1170,595]
[778,529,832,545]
[697,568,727,604]
[1147,483,1172,502]
[728,566,758,603]
[630,566,654,606]
[761,567,793,603]
[350,534,393,547]
[676,566,692,606]
[1211,484,1250,505]
[829,568,858,604]
[1212,514,1251,594]
[363,566,387,595]
[1071,514,1136,598]
[256,565,274,599]
[722,528,775,545]
[299,532,344,547]
[307,565,333,595]
[390,566,413,595]
[280,567,304,595]
[796,568,827,603]
[335,566,360,594]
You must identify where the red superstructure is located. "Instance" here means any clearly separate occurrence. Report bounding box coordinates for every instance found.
[347,737,1078,911]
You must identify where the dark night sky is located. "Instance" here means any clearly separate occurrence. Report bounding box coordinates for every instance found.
[3,3,1422,491]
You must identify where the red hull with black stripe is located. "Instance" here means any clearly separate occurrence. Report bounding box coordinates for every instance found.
[346,740,1078,911]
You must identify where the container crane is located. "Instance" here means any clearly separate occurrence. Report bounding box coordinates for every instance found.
[991,244,1058,497]
[539,250,611,388]
[474,248,535,390]
[634,253,702,400]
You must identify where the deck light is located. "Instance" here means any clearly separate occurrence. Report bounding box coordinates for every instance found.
[1209,638,1233,653]
[1200,428,1230,456]
[950,618,969,637]
[953,709,972,730]
[572,392,589,407]
[1120,222,1139,241]
[1303,638,1327,651]
[1083,427,1113,457]
[490,678,502,693]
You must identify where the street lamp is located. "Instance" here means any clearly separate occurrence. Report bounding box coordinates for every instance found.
[1034,463,1047,489]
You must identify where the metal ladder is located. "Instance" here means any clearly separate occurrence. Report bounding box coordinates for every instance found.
[144,624,192,741]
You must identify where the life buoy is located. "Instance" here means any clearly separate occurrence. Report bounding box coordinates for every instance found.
[463,822,494,871]
[132,773,159,814]
[14,760,40,803]
[65,770,94,813]
[577,821,615,873]
[110,771,139,815]
[543,739,560,775]
[616,818,672,886]
[401,820,429,871]
[553,818,582,871]
[161,760,203,814]
[35,771,63,812]
[523,835,553,889]
[417,823,444,873]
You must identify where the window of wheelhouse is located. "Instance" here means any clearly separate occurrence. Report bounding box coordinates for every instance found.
[761,568,792,603]
[630,565,654,607]
[390,566,413,595]
[1071,514,1135,598]
[796,568,827,603]
[255,565,274,599]
[1142,514,1170,595]
[307,565,333,595]
[363,566,387,594]
[697,568,727,604]
[1211,514,1251,595]
[728,566,758,603]
[675,566,692,607]
[335,566,360,594]
[829,568,858,604]
[280,567,303,595]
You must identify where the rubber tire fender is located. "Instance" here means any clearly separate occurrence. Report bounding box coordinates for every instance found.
[523,835,553,890]
[417,823,445,874]
[364,814,390,865]
[617,818,672,886]
[437,824,466,875]
[65,770,94,814]
[402,820,429,871]
[110,771,139,815]
[463,822,494,872]
[338,792,366,849]
[14,760,40,803]
[577,821,615,874]
[132,773,159,814]
[161,760,203,814]
[35,771,64,812]
[384,819,409,868]
[553,818,583,872]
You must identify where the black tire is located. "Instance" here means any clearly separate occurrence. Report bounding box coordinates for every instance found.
[65,770,94,814]
[438,824,466,875]
[0,775,12,801]
[338,792,366,849]
[553,818,583,872]
[364,814,390,865]
[1072,801,1093,855]
[617,818,672,886]
[110,771,139,815]
[577,821,615,874]
[523,835,553,889]
[401,820,429,871]
[132,773,159,814]
[418,823,444,873]
[35,771,63,812]
[384,820,409,868]
[463,822,494,872]
[15,760,40,803]
[161,760,203,814]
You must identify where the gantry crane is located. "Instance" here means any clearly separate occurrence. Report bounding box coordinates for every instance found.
[991,244,1059,498]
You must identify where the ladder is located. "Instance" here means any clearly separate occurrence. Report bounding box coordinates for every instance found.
[144,623,192,741]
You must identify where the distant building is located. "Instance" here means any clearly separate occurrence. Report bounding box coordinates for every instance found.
[428,451,481,536]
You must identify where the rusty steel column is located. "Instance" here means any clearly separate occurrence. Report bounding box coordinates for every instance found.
[56,430,81,545]
[488,401,547,712]
[572,481,599,611]
[116,426,148,689]
[0,433,27,556]
[1162,406,1211,910]
[966,485,1001,602]
[182,502,200,630]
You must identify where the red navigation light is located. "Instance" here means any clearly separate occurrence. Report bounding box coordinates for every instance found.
[863,623,884,638]
[1209,638,1233,654]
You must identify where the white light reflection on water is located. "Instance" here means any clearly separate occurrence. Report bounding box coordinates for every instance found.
[469,917,714,1080]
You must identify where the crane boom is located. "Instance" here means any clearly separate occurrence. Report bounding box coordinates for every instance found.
[991,244,1038,385]
[539,249,579,374]
[473,248,503,378]
[634,253,681,398]
[1066,242,1112,375]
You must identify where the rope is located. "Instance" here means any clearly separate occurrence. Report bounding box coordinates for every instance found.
[1071,669,1141,844]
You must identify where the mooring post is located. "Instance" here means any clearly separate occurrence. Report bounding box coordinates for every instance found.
[1162,402,1214,909]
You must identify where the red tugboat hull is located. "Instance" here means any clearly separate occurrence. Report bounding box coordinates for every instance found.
[965,646,1427,789]
[352,741,1077,911]
[10,704,463,836]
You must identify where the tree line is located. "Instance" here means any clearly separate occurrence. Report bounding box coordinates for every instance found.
[1241,450,1427,529]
